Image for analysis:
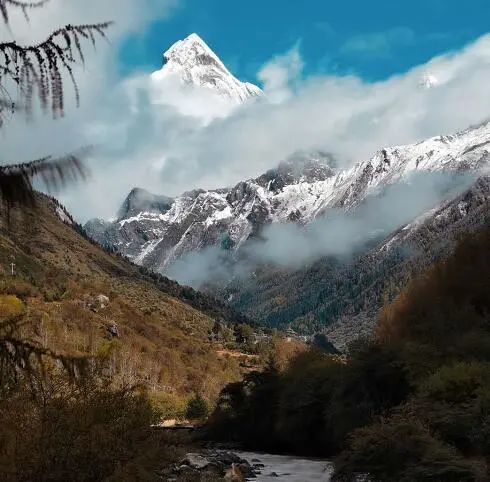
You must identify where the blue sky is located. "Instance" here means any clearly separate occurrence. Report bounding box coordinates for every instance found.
[119,0,490,83]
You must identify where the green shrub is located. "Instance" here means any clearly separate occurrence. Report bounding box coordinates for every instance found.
[43,287,66,302]
[333,416,487,482]
[419,362,490,403]
[150,391,187,420]
[235,324,254,343]
[185,394,209,421]
[412,362,490,455]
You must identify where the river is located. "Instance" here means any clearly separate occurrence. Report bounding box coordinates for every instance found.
[236,451,334,481]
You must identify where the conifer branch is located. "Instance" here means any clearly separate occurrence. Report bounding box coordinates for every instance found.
[0,22,113,122]
[0,0,50,24]
[0,149,90,207]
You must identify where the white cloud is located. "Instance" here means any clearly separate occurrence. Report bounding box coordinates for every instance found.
[0,0,178,215]
[139,34,490,205]
[257,44,304,103]
[0,0,177,42]
[2,5,490,225]
[149,72,239,122]
[0,0,178,99]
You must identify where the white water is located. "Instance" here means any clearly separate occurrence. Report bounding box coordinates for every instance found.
[236,451,334,481]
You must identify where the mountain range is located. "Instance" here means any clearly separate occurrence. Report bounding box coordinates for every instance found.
[86,121,490,266]
[85,33,490,348]
[226,175,490,348]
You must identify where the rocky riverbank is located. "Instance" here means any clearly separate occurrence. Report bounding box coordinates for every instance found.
[160,449,334,481]
[161,450,259,480]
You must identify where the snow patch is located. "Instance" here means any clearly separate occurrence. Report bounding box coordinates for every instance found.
[56,207,72,225]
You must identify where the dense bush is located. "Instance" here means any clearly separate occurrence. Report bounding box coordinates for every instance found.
[1,281,37,301]
[0,383,159,481]
[0,295,24,319]
[185,394,210,421]
[333,416,487,482]
[209,367,283,450]
[150,391,187,420]
[411,362,490,457]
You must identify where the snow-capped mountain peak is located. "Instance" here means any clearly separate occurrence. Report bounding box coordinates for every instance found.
[163,33,227,74]
[152,33,263,104]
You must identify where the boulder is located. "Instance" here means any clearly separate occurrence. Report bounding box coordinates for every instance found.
[180,453,211,470]
[86,294,110,313]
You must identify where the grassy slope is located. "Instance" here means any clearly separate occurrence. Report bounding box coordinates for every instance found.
[0,195,251,404]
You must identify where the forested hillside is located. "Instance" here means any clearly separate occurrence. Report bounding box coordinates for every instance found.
[224,176,490,348]
[209,225,490,481]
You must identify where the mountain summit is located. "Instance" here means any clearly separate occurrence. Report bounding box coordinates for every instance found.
[151,33,262,104]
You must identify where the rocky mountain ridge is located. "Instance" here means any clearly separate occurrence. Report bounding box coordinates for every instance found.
[85,121,490,274]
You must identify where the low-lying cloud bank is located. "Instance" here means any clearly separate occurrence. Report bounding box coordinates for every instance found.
[167,172,475,288]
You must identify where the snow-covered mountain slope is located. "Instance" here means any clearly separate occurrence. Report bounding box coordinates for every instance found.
[151,33,262,105]
[229,175,490,349]
[85,121,490,273]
